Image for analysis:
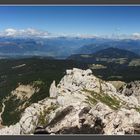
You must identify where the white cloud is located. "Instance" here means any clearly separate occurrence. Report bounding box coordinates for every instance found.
[5,28,17,36]
[1,28,140,40]
[0,28,98,39]
[132,32,140,39]
[0,28,50,38]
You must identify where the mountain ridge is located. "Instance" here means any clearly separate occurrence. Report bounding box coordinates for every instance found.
[76,39,140,55]
[0,68,140,135]
[1,37,140,58]
[68,47,140,62]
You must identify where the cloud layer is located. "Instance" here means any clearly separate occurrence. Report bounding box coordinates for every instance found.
[0,28,49,38]
[0,28,140,40]
[0,28,98,39]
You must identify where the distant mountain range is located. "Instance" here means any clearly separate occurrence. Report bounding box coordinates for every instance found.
[68,47,140,63]
[0,36,140,59]
[0,36,102,59]
[75,39,140,55]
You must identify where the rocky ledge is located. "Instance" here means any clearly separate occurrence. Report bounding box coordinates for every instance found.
[0,68,140,135]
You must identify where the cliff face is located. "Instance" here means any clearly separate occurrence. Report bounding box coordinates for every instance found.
[0,68,140,135]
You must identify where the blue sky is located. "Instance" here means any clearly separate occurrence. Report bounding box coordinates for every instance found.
[0,6,140,37]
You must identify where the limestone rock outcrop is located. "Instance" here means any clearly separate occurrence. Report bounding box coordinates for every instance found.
[0,68,140,135]
[120,81,140,104]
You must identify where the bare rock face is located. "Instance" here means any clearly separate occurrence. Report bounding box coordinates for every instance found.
[109,81,125,91]
[11,84,40,100]
[19,98,58,134]
[46,105,105,134]
[104,108,140,134]
[0,123,20,135]
[120,81,140,103]
[45,103,106,134]
[0,68,140,135]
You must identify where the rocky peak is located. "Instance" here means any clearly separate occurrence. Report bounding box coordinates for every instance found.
[0,68,140,135]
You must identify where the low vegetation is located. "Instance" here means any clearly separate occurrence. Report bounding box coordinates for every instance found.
[134,107,140,113]
[0,55,140,125]
[84,89,121,110]
[38,104,59,127]
[0,58,86,125]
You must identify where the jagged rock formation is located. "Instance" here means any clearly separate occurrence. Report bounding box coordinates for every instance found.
[120,81,140,104]
[0,68,140,135]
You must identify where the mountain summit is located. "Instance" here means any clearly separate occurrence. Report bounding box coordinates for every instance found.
[0,68,140,135]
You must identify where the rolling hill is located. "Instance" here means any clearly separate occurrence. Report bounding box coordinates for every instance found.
[76,39,140,55]
[68,47,140,63]
[68,48,140,82]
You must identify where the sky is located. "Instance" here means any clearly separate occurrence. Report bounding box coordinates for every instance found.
[0,6,140,38]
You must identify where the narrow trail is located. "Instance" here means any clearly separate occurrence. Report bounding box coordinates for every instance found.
[1,103,5,116]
